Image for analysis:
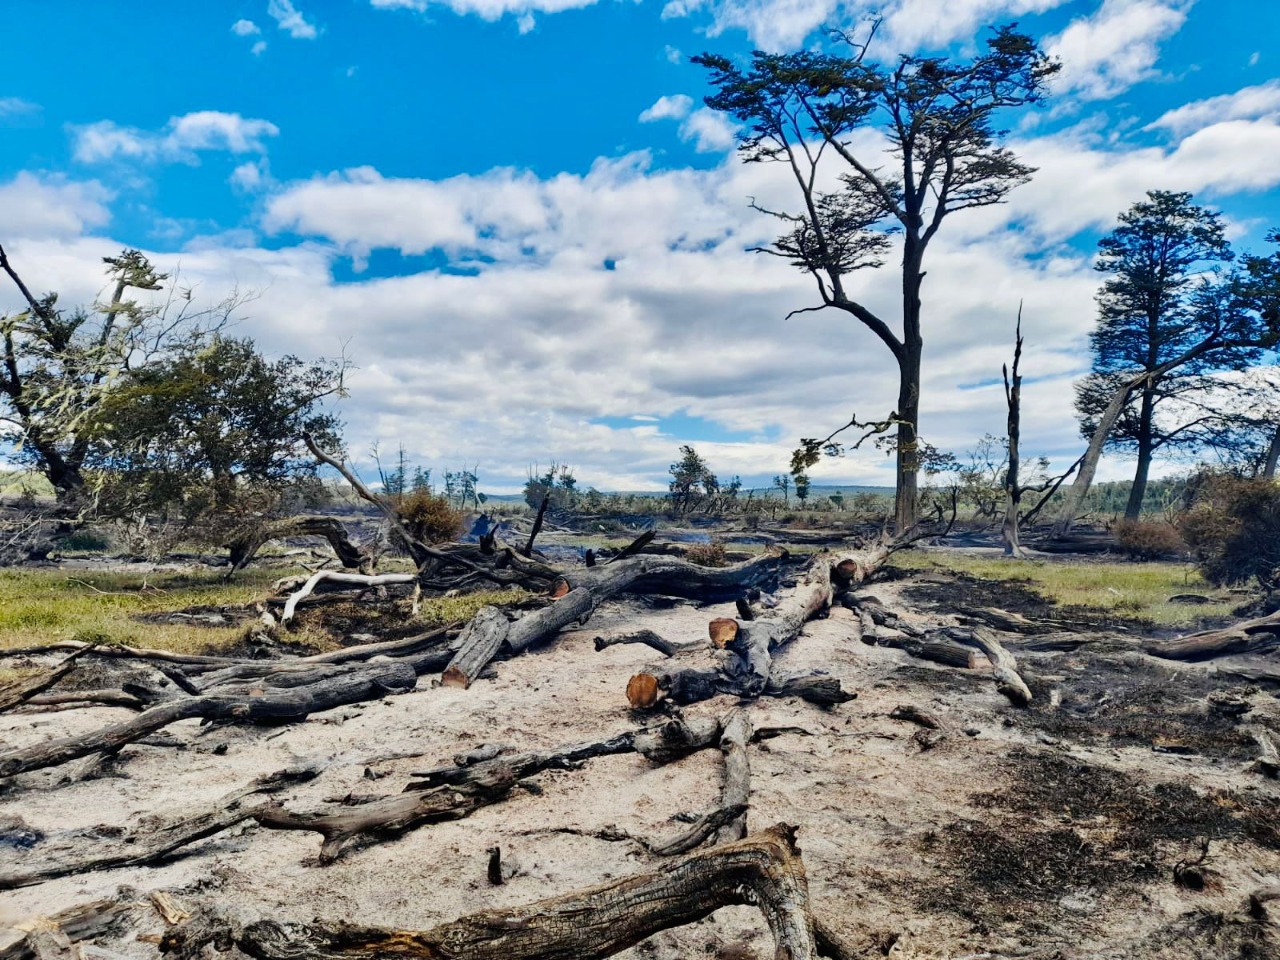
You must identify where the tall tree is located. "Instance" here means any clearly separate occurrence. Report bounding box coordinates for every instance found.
[695,25,1057,532]
[1074,191,1243,519]
[1051,228,1280,536]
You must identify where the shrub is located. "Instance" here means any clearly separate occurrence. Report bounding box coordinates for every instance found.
[396,489,465,545]
[685,539,728,568]
[1113,519,1185,560]
[1179,473,1280,586]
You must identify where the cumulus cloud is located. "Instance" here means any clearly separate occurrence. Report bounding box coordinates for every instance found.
[10,94,1280,491]
[252,41,269,55]
[71,111,280,164]
[639,94,694,122]
[231,18,261,35]
[1147,78,1280,136]
[267,0,318,39]
[1045,0,1193,101]
[679,108,738,152]
[0,173,113,240]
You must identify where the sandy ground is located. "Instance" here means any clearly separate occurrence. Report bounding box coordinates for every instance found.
[2,575,1279,959]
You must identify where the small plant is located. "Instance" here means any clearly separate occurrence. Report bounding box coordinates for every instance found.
[685,539,728,568]
[395,489,464,545]
[1114,519,1186,561]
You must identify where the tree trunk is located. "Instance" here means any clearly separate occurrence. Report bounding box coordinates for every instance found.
[159,825,818,960]
[1124,386,1156,520]
[1002,316,1025,558]
[894,339,922,534]
[1050,373,1139,538]
[1264,423,1280,480]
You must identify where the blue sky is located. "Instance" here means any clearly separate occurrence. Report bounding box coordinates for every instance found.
[3,0,1280,493]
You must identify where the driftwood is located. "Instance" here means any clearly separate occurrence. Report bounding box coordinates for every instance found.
[0,765,322,889]
[1144,610,1280,661]
[0,647,90,713]
[1,899,137,960]
[160,824,818,960]
[0,661,416,780]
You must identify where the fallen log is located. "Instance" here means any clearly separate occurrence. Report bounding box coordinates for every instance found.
[888,704,946,731]
[629,665,855,710]
[1144,610,1280,661]
[712,708,751,845]
[441,607,511,689]
[1248,726,1280,778]
[0,660,416,780]
[0,764,323,889]
[160,824,818,960]
[965,628,1033,706]
[0,647,90,713]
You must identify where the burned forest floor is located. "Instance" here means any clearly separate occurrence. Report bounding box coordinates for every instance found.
[2,527,1279,960]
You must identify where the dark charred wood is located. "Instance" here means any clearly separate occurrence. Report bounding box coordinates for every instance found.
[159,824,818,960]
[1144,611,1280,661]
[593,630,687,657]
[0,646,90,713]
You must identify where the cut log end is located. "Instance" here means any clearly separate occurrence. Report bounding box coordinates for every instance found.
[708,618,740,649]
[440,667,469,689]
[627,673,661,709]
[550,578,571,599]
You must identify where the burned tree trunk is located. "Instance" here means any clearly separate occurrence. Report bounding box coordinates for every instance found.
[1144,610,1280,661]
[160,825,818,960]
[227,516,373,575]
[1002,313,1026,559]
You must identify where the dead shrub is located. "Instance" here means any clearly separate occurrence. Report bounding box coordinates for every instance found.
[685,539,728,567]
[395,489,464,545]
[1114,519,1185,560]
[1179,473,1280,587]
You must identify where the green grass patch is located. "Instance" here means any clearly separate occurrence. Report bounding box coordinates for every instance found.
[0,567,297,654]
[894,550,1237,628]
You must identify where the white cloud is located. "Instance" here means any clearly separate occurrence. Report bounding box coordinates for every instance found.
[0,97,38,119]
[639,94,694,122]
[252,40,269,56]
[268,0,318,39]
[10,91,1280,492]
[0,173,113,239]
[230,158,273,191]
[679,108,738,152]
[371,0,599,23]
[516,11,536,31]
[1045,0,1193,101]
[662,0,1068,54]
[71,111,280,164]
[231,18,261,35]
[1147,79,1280,136]
[1249,51,1260,67]
[665,45,683,64]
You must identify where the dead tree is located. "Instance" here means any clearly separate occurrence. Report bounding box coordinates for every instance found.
[160,825,819,960]
[226,516,374,575]
[1002,312,1026,558]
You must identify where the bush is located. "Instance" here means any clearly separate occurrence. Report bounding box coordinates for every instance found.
[1113,519,1186,560]
[685,540,728,568]
[1179,473,1280,586]
[396,489,465,545]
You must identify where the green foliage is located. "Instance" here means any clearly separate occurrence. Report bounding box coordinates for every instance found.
[668,445,719,514]
[1179,471,1280,587]
[524,462,578,511]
